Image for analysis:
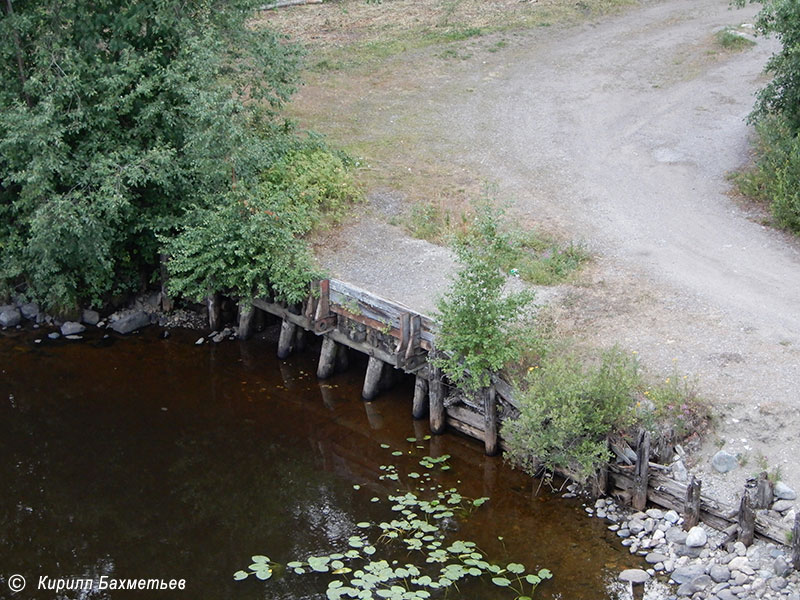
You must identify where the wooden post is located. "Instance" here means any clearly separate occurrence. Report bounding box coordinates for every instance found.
[683,476,701,530]
[754,471,774,510]
[593,438,610,499]
[412,376,429,420]
[317,336,337,380]
[792,513,800,570]
[738,491,755,546]
[294,326,307,352]
[277,318,296,359]
[238,303,255,340]
[362,356,384,401]
[207,293,221,330]
[379,364,397,391]
[429,362,445,435]
[335,345,349,373]
[633,430,650,511]
[483,386,498,456]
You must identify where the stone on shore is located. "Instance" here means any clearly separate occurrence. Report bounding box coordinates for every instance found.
[775,482,797,501]
[711,450,739,473]
[0,306,22,327]
[82,309,101,326]
[109,310,150,334]
[20,303,39,320]
[60,321,86,336]
[619,569,650,584]
[686,526,708,548]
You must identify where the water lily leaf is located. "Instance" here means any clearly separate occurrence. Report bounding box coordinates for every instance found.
[294,567,306,574]
[329,581,344,589]
[353,485,361,490]
[287,561,303,568]
[467,567,481,577]
[333,567,353,575]
[364,546,377,555]
[408,472,420,478]
[357,522,371,528]
[331,560,345,570]
[519,596,533,600]
[507,562,525,574]
[251,555,270,563]
[254,568,272,581]
[392,451,403,456]
[472,497,489,507]
[406,437,416,442]
[525,574,541,585]
[233,570,249,581]
[380,444,390,449]
[538,568,553,579]
[371,497,380,502]
[424,435,431,440]
[440,465,450,470]
[492,577,511,587]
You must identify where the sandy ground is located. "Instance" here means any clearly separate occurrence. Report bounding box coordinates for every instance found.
[304,0,800,506]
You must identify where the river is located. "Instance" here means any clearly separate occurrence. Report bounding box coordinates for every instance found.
[0,325,640,599]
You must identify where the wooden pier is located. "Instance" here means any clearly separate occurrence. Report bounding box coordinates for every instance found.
[233,278,800,554]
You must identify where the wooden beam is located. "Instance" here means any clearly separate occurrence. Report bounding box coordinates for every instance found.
[483,386,498,457]
[684,476,701,530]
[633,430,650,511]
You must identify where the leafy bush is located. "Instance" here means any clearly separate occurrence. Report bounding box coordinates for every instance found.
[434,200,534,392]
[503,348,639,483]
[164,142,359,305]
[735,116,800,232]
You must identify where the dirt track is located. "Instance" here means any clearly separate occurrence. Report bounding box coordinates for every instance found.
[310,0,800,502]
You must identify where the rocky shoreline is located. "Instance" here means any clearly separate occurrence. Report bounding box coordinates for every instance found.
[570,485,800,600]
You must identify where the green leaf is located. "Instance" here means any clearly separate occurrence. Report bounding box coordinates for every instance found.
[507,562,525,574]
[254,568,272,580]
[525,574,541,585]
[233,570,249,581]
[491,577,511,587]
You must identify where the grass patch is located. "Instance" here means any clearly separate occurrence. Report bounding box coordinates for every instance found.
[405,199,590,285]
[714,27,756,51]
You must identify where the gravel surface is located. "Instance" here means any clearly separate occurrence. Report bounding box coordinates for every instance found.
[316,0,800,508]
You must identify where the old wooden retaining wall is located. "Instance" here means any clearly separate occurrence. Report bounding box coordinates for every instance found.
[230,278,800,560]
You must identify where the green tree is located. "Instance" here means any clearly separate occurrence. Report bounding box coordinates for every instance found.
[0,0,302,311]
[734,1,800,232]
[434,200,534,392]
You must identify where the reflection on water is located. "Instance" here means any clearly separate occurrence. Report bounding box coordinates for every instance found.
[0,326,644,599]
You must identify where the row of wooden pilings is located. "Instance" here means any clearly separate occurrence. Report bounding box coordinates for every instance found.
[272,311,501,457]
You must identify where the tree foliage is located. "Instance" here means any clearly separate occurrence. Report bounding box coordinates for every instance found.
[434,200,534,392]
[734,1,800,233]
[0,0,304,311]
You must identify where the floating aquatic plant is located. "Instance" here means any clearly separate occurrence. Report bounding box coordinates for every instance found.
[235,441,552,599]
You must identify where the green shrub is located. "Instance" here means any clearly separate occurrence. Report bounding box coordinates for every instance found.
[715,28,756,51]
[503,348,639,483]
[434,200,535,392]
[735,116,800,233]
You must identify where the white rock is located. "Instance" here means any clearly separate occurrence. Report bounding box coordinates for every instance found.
[685,526,708,548]
[775,482,797,500]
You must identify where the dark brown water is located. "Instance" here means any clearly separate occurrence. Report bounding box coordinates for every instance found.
[0,326,639,599]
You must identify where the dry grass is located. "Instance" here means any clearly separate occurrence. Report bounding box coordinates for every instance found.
[255,0,637,69]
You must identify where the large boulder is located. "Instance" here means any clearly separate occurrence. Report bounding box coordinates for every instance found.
[0,306,22,327]
[711,450,739,473]
[109,310,150,334]
[20,303,39,320]
[82,309,101,326]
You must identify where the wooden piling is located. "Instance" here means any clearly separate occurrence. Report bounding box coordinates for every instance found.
[277,318,296,359]
[429,362,445,435]
[792,513,800,570]
[362,356,384,401]
[754,472,774,510]
[207,293,221,330]
[593,438,610,499]
[238,303,255,340]
[294,326,307,352]
[483,386,498,457]
[738,491,755,546]
[317,336,338,380]
[412,376,429,420]
[633,430,650,511]
[335,345,349,373]
[684,476,701,530]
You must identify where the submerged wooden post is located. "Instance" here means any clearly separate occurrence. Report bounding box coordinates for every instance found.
[294,326,307,352]
[362,356,385,401]
[277,318,296,359]
[238,303,255,340]
[754,472,773,510]
[632,430,650,511]
[207,293,222,330]
[792,513,800,570]
[429,362,445,435]
[335,345,349,373]
[684,476,702,530]
[738,491,755,546]
[412,376,429,420]
[483,386,498,456]
[317,336,338,380]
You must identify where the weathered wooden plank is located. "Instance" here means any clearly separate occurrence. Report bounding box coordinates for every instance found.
[684,476,701,530]
[633,430,650,511]
[252,298,313,330]
[429,360,445,435]
[329,279,436,346]
[483,386,498,457]
[739,493,755,546]
[446,417,483,440]
[446,404,484,431]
